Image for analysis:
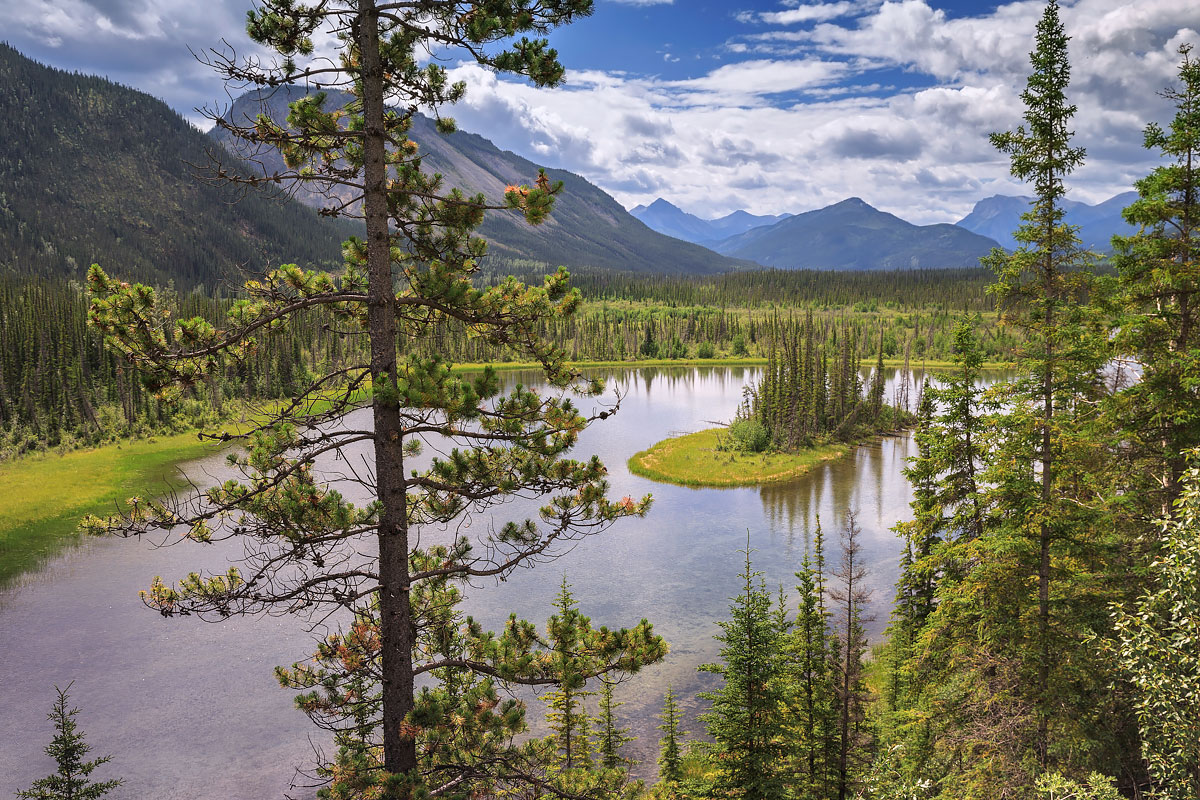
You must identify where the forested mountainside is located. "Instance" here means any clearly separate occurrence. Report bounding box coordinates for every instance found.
[713,197,1002,269]
[957,191,1138,251]
[0,44,353,290]
[629,198,790,244]
[213,87,748,275]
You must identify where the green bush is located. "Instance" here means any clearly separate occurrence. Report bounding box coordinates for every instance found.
[729,418,770,453]
[697,341,714,359]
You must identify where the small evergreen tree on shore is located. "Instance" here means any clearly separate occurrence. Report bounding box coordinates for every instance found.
[17,684,122,800]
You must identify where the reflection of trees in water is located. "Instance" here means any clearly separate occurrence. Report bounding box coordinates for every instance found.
[867,437,886,525]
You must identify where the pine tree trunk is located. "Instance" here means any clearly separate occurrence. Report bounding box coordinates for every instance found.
[358,0,418,778]
[1037,196,1054,768]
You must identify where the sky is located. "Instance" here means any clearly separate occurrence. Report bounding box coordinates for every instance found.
[4,0,1199,224]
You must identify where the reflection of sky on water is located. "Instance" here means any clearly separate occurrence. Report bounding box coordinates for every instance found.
[0,365,1002,794]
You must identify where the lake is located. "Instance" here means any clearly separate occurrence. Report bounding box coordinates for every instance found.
[0,365,949,797]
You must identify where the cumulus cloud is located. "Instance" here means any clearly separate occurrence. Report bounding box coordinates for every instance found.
[444,0,1199,223]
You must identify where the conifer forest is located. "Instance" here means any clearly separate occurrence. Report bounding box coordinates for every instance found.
[2,1,1200,800]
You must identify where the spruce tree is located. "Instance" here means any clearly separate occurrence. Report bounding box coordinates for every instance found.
[656,685,686,788]
[596,678,635,771]
[544,577,596,772]
[82,1,669,796]
[699,542,788,800]
[17,685,122,800]
[786,531,837,800]
[1112,44,1200,517]
[984,0,1109,769]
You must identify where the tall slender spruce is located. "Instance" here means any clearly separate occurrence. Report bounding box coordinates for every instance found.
[985,0,1106,766]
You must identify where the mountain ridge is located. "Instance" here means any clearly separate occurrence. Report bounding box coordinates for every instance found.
[956,191,1138,251]
[213,87,750,276]
[0,44,354,290]
[629,197,790,244]
[711,197,1001,270]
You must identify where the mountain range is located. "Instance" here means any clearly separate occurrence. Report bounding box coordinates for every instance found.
[956,192,1138,251]
[0,43,1148,287]
[213,87,747,276]
[629,198,790,245]
[708,198,1001,270]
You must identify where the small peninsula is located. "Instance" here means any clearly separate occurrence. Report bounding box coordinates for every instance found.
[630,316,918,488]
[628,428,849,487]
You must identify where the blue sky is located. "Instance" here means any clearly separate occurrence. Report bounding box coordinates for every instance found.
[4,0,1199,223]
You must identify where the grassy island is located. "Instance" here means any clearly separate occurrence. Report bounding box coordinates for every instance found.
[628,428,850,488]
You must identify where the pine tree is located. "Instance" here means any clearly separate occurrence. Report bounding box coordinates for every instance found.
[828,511,873,800]
[596,678,635,771]
[657,686,686,787]
[17,685,122,800]
[984,0,1109,769]
[82,1,669,796]
[544,577,596,771]
[699,541,789,800]
[786,529,837,800]
[1112,44,1200,517]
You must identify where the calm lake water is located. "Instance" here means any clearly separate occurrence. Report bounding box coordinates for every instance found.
[0,365,959,797]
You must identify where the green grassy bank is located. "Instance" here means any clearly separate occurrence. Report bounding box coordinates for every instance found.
[628,428,850,488]
[0,432,219,586]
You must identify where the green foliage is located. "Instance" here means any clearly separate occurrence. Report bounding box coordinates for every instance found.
[698,544,790,800]
[1113,458,1200,800]
[728,418,771,453]
[17,684,122,800]
[657,686,686,787]
[731,334,749,357]
[1034,772,1121,800]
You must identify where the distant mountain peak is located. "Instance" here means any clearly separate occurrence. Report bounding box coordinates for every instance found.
[957,191,1135,252]
[710,196,999,270]
[630,198,792,246]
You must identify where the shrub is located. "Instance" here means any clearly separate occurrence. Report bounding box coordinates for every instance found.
[728,418,769,453]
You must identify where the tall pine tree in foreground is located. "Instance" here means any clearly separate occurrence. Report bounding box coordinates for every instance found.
[983,0,1111,775]
[1109,45,1200,800]
[83,1,668,796]
[17,685,122,800]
